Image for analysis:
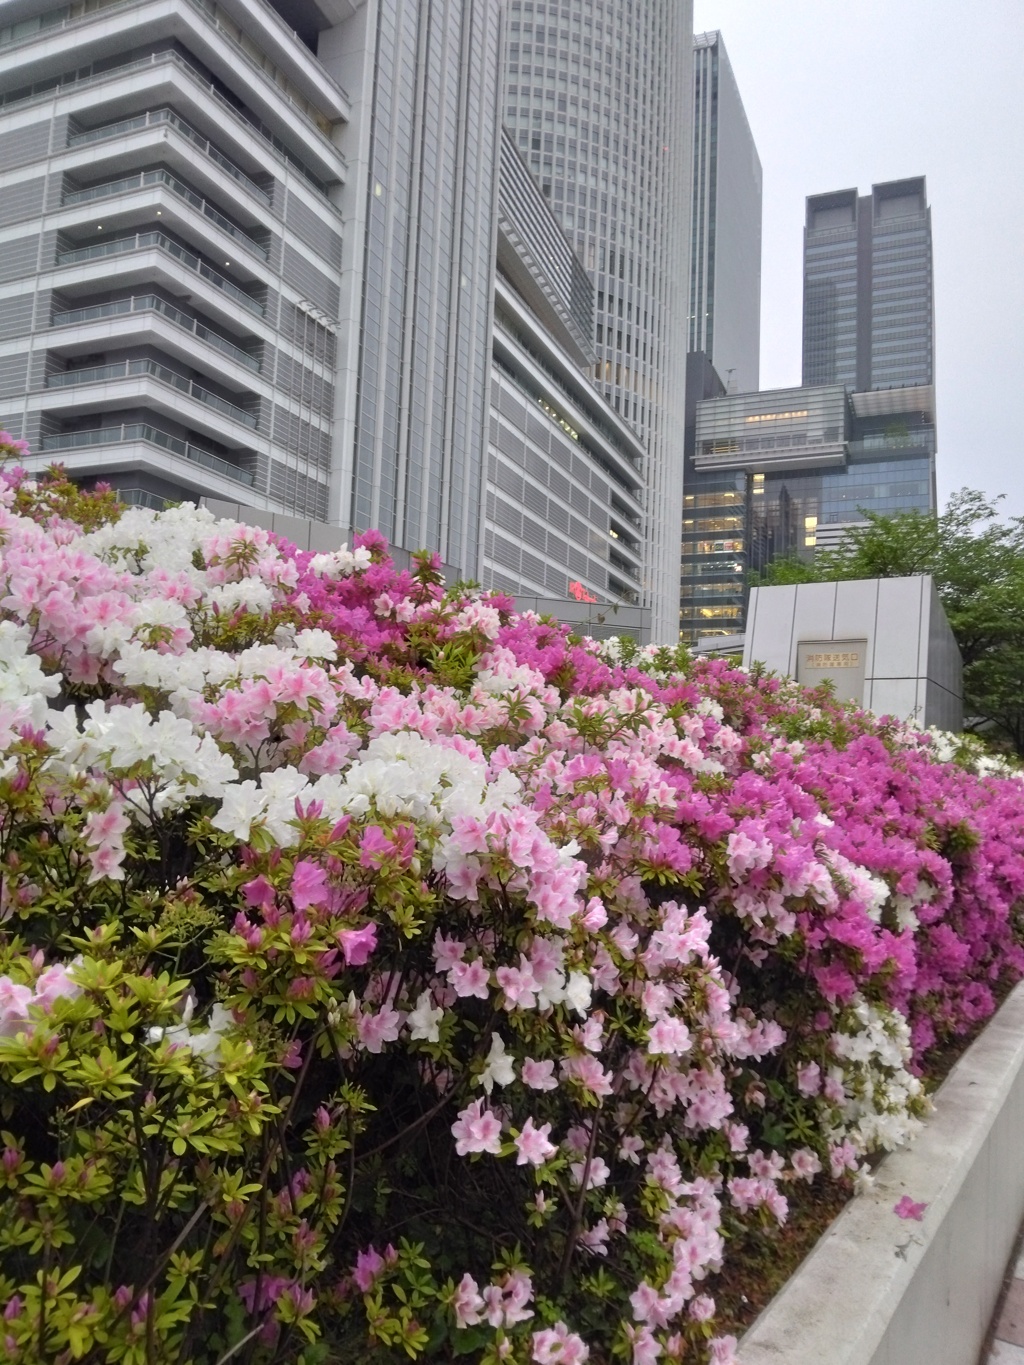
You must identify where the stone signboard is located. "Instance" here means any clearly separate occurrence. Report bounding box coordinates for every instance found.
[796,638,868,705]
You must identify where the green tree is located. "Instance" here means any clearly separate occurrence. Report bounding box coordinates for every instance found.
[757,490,1024,755]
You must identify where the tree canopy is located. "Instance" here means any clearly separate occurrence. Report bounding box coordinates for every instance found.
[757,490,1024,755]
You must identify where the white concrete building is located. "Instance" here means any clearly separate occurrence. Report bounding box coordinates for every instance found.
[485,129,646,609]
[500,0,694,641]
[0,0,501,580]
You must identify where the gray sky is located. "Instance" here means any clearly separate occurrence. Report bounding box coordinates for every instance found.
[691,0,1024,518]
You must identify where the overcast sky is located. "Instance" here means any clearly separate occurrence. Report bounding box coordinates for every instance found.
[691,0,1024,518]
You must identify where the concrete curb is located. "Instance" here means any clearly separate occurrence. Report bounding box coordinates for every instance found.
[737,981,1024,1365]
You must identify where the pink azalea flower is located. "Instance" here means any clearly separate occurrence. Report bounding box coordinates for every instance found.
[514,1117,557,1166]
[531,1322,590,1364]
[451,1099,502,1156]
[449,958,490,1000]
[521,1057,558,1091]
[290,859,328,910]
[352,1247,385,1293]
[452,1272,484,1328]
[339,923,378,966]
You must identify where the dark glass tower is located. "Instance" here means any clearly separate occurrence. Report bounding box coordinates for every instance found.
[802,177,934,393]
[684,176,938,644]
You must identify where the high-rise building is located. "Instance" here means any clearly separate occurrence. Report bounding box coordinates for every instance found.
[797,176,936,548]
[688,31,761,397]
[320,1,501,577]
[685,177,937,642]
[0,0,500,580]
[802,176,934,393]
[500,0,694,641]
[679,30,761,643]
[484,130,646,609]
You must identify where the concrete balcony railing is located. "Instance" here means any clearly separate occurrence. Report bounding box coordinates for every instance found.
[68,107,272,207]
[40,421,255,487]
[62,168,269,260]
[45,356,259,429]
[50,294,260,372]
[0,0,348,134]
[0,44,343,195]
[55,231,264,316]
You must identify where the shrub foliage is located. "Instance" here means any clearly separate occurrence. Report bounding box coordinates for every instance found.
[2,453,1024,1364]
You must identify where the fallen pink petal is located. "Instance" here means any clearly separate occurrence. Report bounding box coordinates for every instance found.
[894,1196,929,1221]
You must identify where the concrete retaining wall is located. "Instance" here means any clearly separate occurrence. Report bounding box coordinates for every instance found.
[737,982,1024,1365]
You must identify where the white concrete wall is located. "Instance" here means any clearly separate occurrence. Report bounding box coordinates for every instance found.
[743,576,962,731]
[738,984,1024,1365]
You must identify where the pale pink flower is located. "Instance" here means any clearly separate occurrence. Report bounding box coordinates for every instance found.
[339,923,378,966]
[790,1148,822,1182]
[578,1218,609,1255]
[569,1156,609,1190]
[452,1272,484,1327]
[531,1322,590,1364]
[451,1099,502,1156]
[514,1118,556,1166]
[647,1016,692,1057]
[0,977,32,1037]
[449,958,490,1000]
[433,932,466,972]
[521,1057,558,1090]
[796,1061,821,1096]
[496,962,538,1009]
[829,1140,859,1178]
[618,1134,644,1164]
[709,1337,739,1365]
[356,1005,402,1054]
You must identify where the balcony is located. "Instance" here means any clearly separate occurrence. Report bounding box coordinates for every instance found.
[68,107,271,206]
[846,435,933,457]
[45,357,258,429]
[0,0,131,48]
[62,169,269,259]
[609,548,640,582]
[41,422,254,487]
[55,231,264,316]
[0,0,348,135]
[1,37,343,193]
[51,295,260,372]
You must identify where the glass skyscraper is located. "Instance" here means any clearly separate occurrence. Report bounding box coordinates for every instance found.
[795,176,936,552]
[802,177,934,393]
[685,176,937,642]
[688,31,762,397]
[500,0,694,641]
[680,30,761,643]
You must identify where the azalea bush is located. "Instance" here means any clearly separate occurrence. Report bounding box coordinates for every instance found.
[2,452,1024,1365]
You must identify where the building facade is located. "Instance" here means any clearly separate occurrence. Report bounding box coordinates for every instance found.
[803,176,934,394]
[0,0,501,581]
[689,377,937,627]
[679,30,761,643]
[681,176,937,643]
[688,31,761,397]
[500,0,694,641]
[319,0,501,577]
[484,129,646,609]
[0,0,353,517]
